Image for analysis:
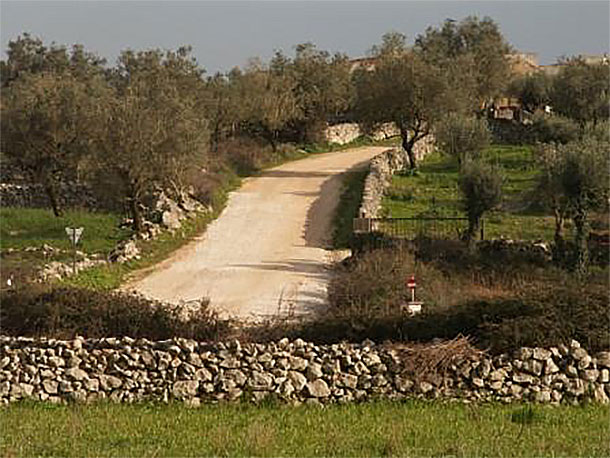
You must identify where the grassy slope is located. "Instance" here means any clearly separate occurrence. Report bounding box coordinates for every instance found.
[1,401,608,457]
[382,145,563,241]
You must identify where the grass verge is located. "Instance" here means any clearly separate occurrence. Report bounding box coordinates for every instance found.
[0,207,130,254]
[331,169,368,249]
[1,401,608,457]
[381,144,583,241]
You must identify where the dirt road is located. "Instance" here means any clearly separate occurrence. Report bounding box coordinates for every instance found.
[126,146,385,321]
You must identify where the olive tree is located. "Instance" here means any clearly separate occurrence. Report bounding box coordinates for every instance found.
[459,160,503,245]
[535,143,571,251]
[550,59,610,126]
[92,48,209,233]
[354,46,447,169]
[414,16,512,111]
[558,138,609,273]
[434,113,491,165]
[291,43,354,143]
[237,56,300,151]
[0,72,105,216]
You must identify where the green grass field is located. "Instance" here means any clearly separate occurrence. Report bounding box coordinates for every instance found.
[0,207,131,254]
[1,401,608,457]
[381,145,569,241]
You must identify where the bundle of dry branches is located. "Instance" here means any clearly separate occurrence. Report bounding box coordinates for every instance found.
[389,335,485,380]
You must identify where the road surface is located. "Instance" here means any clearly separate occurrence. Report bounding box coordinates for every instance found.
[126,146,385,321]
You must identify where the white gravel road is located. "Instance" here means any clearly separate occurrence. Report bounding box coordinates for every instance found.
[126,146,385,321]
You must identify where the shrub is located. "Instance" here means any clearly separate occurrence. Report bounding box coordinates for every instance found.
[530,114,579,144]
[459,160,503,243]
[0,285,230,340]
[435,113,491,164]
[319,245,609,353]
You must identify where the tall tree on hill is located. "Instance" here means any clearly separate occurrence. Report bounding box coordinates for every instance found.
[354,36,447,169]
[550,58,610,126]
[414,16,512,112]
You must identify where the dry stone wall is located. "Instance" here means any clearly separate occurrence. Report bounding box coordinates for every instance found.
[0,183,97,209]
[323,123,400,145]
[1,336,608,406]
[359,137,435,219]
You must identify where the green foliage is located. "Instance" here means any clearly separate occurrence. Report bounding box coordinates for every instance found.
[291,43,354,143]
[508,72,552,113]
[0,71,107,216]
[382,146,562,241]
[0,33,106,87]
[3,402,608,457]
[353,49,446,169]
[414,16,512,108]
[0,285,229,340]
[434,113,492,164]
[92,48,209,232]
[459,160,503,241]
[550,59,610,125]
[530,113,580,144]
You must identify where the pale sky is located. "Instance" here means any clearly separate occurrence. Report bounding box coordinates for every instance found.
[1,1,609,74]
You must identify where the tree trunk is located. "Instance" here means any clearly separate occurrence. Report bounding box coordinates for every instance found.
[43,179,63,217]
[127,179,143,234]
[466,214,479,251]
[129,197,143,234]
[399,126,417,170]
[553,207,565,261]
[573,202,589,275]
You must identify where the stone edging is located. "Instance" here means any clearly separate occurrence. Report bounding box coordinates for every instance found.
[1,336,608,406]
[358,136,435,219]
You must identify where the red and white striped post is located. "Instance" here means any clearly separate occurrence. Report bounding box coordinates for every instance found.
[407,275,416,302]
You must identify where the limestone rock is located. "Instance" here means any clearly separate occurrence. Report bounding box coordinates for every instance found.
[306,379,331,398]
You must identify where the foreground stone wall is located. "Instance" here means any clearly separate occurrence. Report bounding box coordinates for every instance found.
[358,137,435,219]
[1,336,608,406]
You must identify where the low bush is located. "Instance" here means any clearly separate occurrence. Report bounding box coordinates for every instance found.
[318,246,609,353]
[529,114,580,144]
[0,285,231,341]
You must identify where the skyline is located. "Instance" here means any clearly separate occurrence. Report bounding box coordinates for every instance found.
[1,1,609,74]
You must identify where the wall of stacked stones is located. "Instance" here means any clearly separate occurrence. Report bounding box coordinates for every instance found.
[323,122,400,145]
[0,182,97,210]
[1,336,608,406]
[358,137,435,219]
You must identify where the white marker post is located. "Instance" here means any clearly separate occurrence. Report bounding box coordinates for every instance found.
[405,274,422,315]
[407,275,416,302]
[65,227,84,274]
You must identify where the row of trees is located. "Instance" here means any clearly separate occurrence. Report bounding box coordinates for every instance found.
[509,59,610,126]
[1,17,608,241]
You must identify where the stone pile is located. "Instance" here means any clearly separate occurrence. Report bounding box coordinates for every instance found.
[30,190,212,281]
[1,336,607,406]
